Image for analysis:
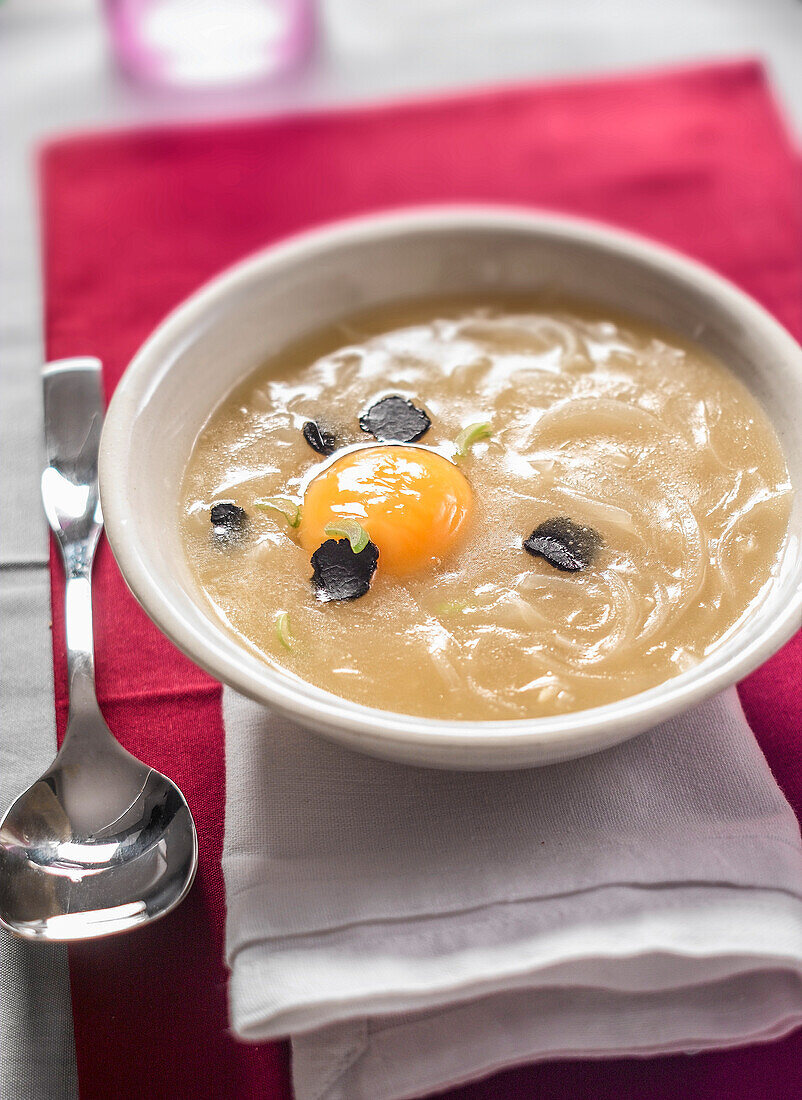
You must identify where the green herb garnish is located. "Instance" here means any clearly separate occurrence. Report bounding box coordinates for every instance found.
[435,599,469,615]
[454,422,492,458]
[323,519,370,554]
[255,496,302,528]
[275,612,293,650]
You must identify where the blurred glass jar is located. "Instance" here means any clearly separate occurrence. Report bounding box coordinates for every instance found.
[103,0,316,89]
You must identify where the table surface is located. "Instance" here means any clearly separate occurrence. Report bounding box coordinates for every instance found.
[2,1,801,1096]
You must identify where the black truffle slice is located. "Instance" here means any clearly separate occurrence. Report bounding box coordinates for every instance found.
[523,517,602,572]
[311,538,379,601]
[210,502,248,544]
[359,396,431,443]
[302,419,338,456]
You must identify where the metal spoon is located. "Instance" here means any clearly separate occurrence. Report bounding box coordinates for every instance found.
[0,358,198,941]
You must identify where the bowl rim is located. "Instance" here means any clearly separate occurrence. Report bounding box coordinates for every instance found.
[99,204,802,756]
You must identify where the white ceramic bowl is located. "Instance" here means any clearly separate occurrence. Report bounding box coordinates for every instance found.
[99,207,802,769]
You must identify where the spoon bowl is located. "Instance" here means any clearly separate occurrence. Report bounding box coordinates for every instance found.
[0,707,197,940]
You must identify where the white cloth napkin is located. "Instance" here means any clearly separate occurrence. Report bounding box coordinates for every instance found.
[223,686,802,1100]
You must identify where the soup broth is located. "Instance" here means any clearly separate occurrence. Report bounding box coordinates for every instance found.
[179,297,791,720]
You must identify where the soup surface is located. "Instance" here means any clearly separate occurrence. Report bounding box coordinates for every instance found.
[180,297,791,720]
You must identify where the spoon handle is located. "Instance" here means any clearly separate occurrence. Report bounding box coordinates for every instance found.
[41,358,105,716]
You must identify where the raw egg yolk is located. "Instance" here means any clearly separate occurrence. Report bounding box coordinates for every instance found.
[299,446,474,576]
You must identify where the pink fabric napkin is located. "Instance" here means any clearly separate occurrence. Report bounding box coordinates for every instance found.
[42,59,802,1098]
